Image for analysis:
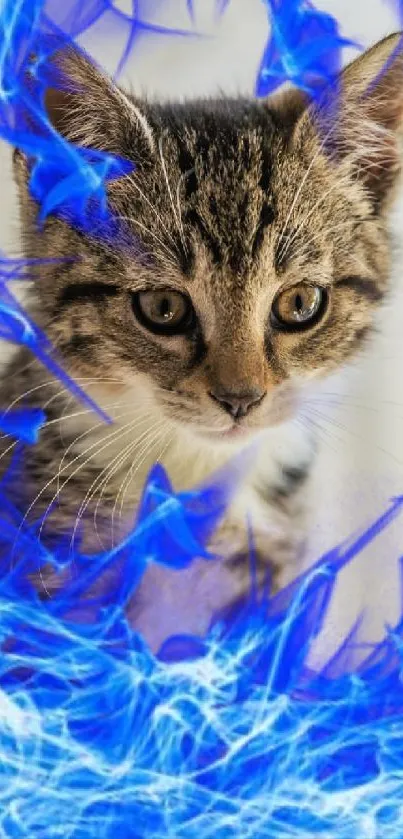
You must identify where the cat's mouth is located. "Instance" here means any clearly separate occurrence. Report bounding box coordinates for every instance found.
[221,424,250,438]
[196,421,256,443]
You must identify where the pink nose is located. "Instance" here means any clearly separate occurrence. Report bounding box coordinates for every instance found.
[209,387,266,419]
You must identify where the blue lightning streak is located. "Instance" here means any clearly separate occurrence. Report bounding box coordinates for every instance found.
[0,0,197,237]
[0,472,403,838]
[0,0,133,235]
[0,267,111,427]
[0,407,45,443]
[256,0,359,98]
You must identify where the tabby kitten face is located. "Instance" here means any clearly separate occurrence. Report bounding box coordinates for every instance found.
[15,34,403,444]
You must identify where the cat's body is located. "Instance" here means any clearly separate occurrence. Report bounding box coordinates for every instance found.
[1,34,403,639]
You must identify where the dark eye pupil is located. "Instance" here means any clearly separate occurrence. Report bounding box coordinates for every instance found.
[295,294,304,313]
[271,285,327,331]
[132,289,195,335]
[159,298,173,320]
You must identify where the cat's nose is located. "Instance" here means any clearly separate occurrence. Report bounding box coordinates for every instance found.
[209,387,266,419]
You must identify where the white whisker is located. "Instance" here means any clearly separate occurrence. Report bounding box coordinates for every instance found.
[117,214,176,262]
[114,421,172,530]
[14,415,145,555]
[276,122,336,263]
[92,417,161,548]
[126,175,178,246]
[73,433,144,552]
[279,179,347,263]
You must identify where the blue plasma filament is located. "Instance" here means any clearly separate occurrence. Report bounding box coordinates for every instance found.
[0,1,131,235]
[0,475,403,838]
[0,406,45,443]
[256,0,358,98]
[0,0,196,236]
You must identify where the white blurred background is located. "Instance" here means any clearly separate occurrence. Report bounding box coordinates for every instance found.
[1,0,403,659]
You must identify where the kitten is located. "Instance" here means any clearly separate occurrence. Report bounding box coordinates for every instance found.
[1,33,402,637]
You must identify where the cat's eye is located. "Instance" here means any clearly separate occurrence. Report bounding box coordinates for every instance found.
[132,289,195,335]
[271,284,327,331]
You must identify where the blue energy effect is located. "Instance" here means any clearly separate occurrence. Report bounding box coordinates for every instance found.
[256,0,358,98]
[0,0,132,236]
[0,257,111,429]
[1,469,403,838]
[0,0,195,238]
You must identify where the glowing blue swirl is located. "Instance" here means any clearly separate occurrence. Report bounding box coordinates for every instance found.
[0,477,403,838]
[256,0,359,97]
[0,265,111,425]
[0,1,196,238]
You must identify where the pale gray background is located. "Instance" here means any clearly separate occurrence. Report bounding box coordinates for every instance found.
[1,0,402,661]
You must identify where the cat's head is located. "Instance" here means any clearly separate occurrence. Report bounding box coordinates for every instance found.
[14,34,403,445]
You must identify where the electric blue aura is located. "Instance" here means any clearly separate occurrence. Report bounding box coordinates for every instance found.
[0,406,45,443]
[0,272,111,422]
[0,0,196,238]
[256,0,358,98]
[0,466,403,838]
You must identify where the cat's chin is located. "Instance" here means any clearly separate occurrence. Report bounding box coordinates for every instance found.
[219,425,252,440]
[191,423,258,447]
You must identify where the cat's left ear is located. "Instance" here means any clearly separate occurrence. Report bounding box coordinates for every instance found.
[297,33,403,210]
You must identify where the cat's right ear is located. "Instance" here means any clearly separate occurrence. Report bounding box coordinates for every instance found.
[14,40,155,167]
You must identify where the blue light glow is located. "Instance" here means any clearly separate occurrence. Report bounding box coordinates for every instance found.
[1,480,403,838]
[0,267,111,422]
[0,1,197,236]
[0,1,129,234]
[0,1,403,837]
[256,0,358,98]
[0,406,45,443]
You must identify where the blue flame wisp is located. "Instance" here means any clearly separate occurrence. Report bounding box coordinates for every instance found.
[0,1,403,837]
[0,262,112,428]
[1,471,403,838]
[0,0,198,238]
[256,0,359,98]
[0,406,45,443]
[0,0,133,235]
